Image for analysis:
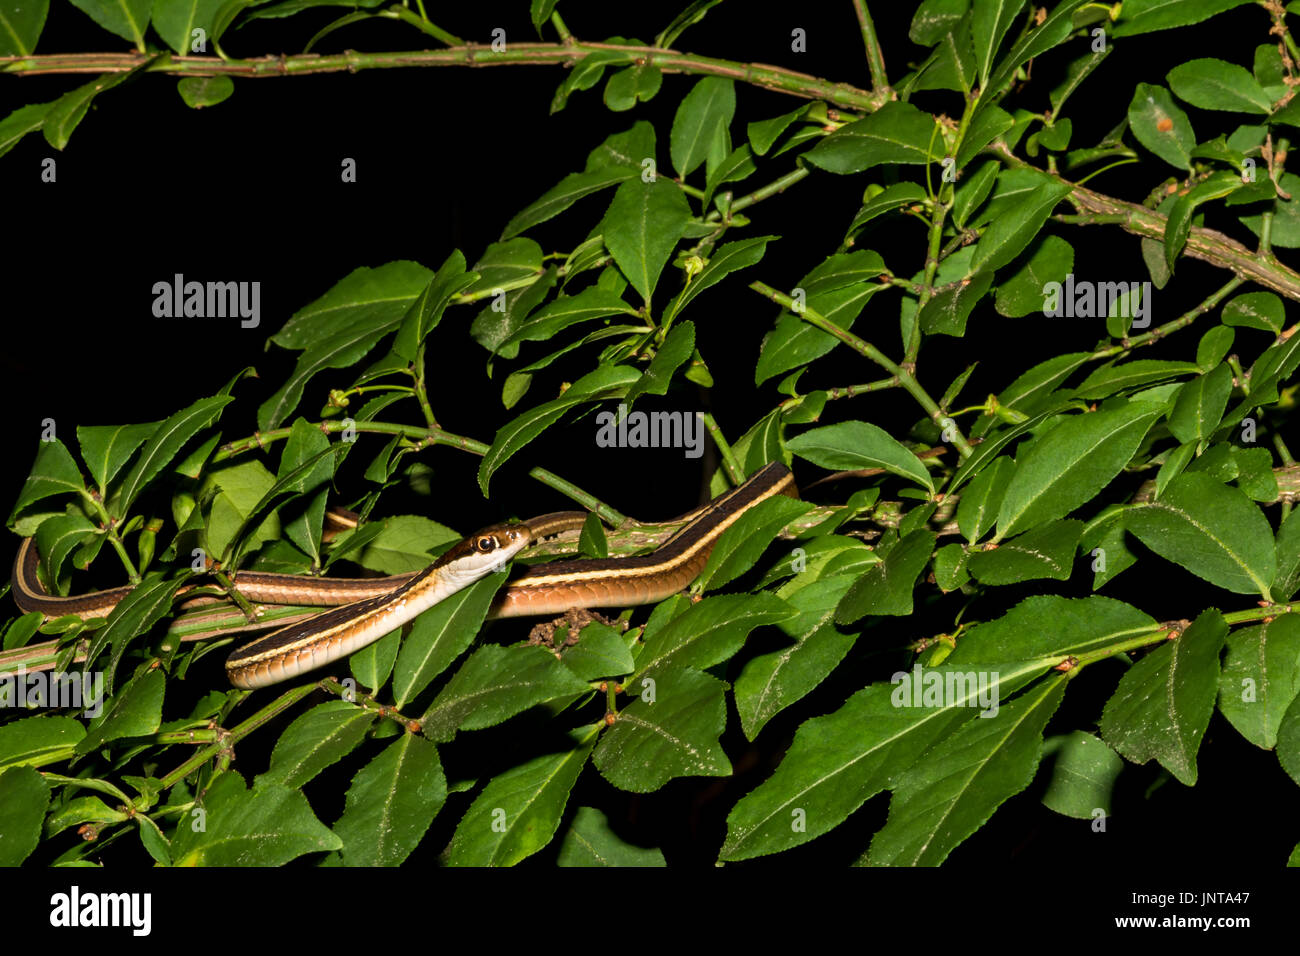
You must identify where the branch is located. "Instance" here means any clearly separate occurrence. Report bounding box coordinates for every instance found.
[850,0,889,93]
[0,42,888,112]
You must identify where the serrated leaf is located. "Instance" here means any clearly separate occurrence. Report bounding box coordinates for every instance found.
[1167,363,1233,444]
[720,657,1054,861]
[420,645,592,742]
[557,806,666,866]
[1125,472,1276,596]
[1217,615,1300,750]
[170,773,341,865]
[330,733,446,866]
[447,725,598,866]
[787,421,935,493]
[1099,609,1228,785]
[696,495,812,592]
[635,592,795,678]
[1114,0,1253,37]
[594,667,731,792]
[865,677,1065,866]
[1040,731,1124,818]
[1168,58,1273,114]
[601,177,691,304]
[835,529,936,624]
[996,405,1161,538]
[670,77,735,179]
[969,519,1082,584]
[805,102,942,174]
[256,701,375,789]
[970,178,1073,275]
[1128,83,1196,170]
[0,767,49,865]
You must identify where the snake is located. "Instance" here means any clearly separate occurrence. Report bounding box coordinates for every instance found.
[9,462,796,688]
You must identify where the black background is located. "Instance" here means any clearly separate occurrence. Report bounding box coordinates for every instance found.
[2,0,1297,891]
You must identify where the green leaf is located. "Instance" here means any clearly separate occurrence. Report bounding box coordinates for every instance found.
[601,177,691,304]
[392,250,477,361]
[260,261,432,429]
[1075,359,1201,400]
[847,182,929,237]
[1126,472,1276,596]
[35,512,96,589]
[392,575,506,707]
[502,124,653,237]
[952,161,999,229]
[420,645,592,742]
[170,773,341,865]
[996,405,1162,539]
[330,733,446,866]
[970,177,1073,275]
[75,670,165,755]
[951,595,1157,665]
[447,725,598,866]
[68,0,151,46]
[958,456,1014,543]
[604,63,662,112]
[1115,0,1253,37]
[43,70,135,150]
[1167,364,1233,444]
[75,422,156,493]
[986,0,1090,94]
[152,0,224,53]
[970,0,1024,89]
[910,0,969,45]
[1217,615,1300,750]
[917,270,994,336]
[1274,509,1300,602]
[635,592,795,678]
[969,519,1083,584]
[747,104,808,156]
[1222,291,1286,332]
[559,623,636,681]
[352,515,458,574]
[0,0,48,54]
[83,576,187,692]
[787,421,935,493]
[734,574,860,739]
[1168,58,1273,114]
[350,628,399,692]
[1040,731,1124,818]
[1099,609,1228,785]
[115,395,232,516]
[696,495,813,592]
[0,101,54,158]
[478,363,639,494]
[0,767,49,865]
[0,715,85,771]
[623,321,696,410]
[664,235,774,324]
[1196,325,1235,370]
[1128,83,1196,170]
[256,701,375,789]
[9,439,86,521]
[496,287,637,359]
[755,277,885,385]
[593,667,731,792]
[835,529,936,624]
[865,677,1065,866]
[557,806,666,866]
[670,77,735,179]
[994,235,1074,317]
[720,657,1054,860]
[805,102,942,174]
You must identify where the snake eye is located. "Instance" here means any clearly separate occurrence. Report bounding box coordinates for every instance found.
[476,536,498,553]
